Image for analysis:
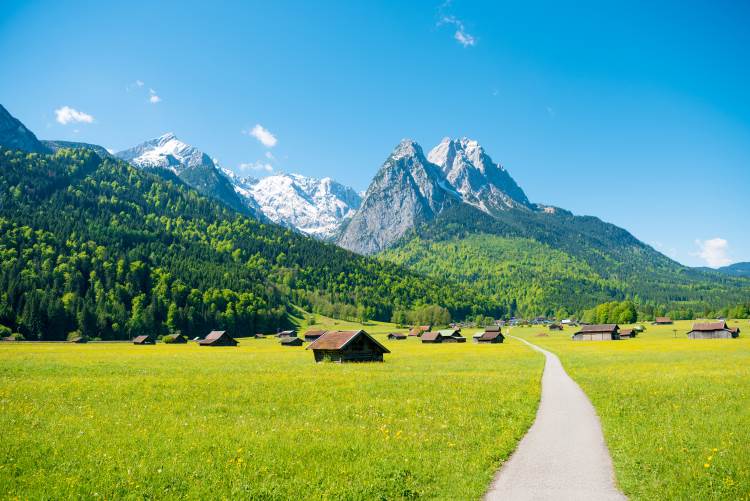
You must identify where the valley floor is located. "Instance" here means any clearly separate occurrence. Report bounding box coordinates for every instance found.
[0,335,542,499]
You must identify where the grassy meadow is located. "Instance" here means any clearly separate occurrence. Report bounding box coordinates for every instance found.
[0,333,542,499]
[514,319,750,500]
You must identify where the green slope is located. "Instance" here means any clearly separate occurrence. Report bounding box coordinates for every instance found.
[382,204,750,316]
[0,147,495,340]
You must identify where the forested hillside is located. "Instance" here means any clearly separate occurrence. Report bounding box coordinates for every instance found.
[382,204,750,317]
[0,148,496,340]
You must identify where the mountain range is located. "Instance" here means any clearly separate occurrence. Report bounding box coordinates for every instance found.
[1,103,748,317]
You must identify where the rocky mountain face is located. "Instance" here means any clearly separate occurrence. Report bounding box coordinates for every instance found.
[337,137,536,254]
[0,104,51,154]
[337,140,462,254]
[229,173,361,238]
[427,137,531,214]
[115,133,259,216]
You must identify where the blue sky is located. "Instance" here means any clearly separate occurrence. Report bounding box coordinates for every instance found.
[1,0,749,267]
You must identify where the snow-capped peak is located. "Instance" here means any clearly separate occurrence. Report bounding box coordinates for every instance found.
[227,171,362,238]
[115,132,212,174]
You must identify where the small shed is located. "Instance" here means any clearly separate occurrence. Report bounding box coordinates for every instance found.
[409,325,431,337]
[421,331,442,343]
[280,336,304,346]
[69,336,88,343]
[653,317,673,325]
[438,328,466,343]
[619,329,635,339]
[387,332,407,340]
[306,330,390,362]
[133,335,155,345]
[572,324,621,341]
[277,330,297,338]
[478,330,505,344]
[472,332,484,343]
[198,330,238,346]
[164,333,187,343]
[549,323,563,331]
[687,321,740,339]
[304,330,327,342]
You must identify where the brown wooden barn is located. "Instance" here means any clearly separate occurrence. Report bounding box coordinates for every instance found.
[421,331,442,343]
[198,330,238,346]
[478,330,505,343]
[163,333,187,343]
[618,328,636,339]
[572,324,621,341]
[408,325,431,337]
[387,332,407,340]
[280,336,304,346]
[306,330,389,362]
[653,317,673,325]
[277,330,297,338]
[303,330,327,342]
[687,321,740,339]
[133,335,155,345]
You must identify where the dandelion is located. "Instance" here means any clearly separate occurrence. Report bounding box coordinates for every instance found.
[704,463,710,468]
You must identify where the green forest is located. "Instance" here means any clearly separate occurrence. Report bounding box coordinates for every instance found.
[0,148,498,341]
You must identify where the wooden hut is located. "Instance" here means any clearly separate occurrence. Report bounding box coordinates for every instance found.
[653,317,673,325]
[619,329,635,339]
[472,332,484,343]
[408,325,431,337]
[163,333,187,343]
[387,332,407,340]
[306,330,389,362]
[280,336,304,346]
[572,324,620,341]
[303,330,327,342]
[69,336,87,343]
[549,323,563,331]
[277,330,297,338]
[437,328,466,343]
[687,321,740,339]
[478,330,505,344]
[198,330,238,346]
[133,335,155,345]
[421,331,442,343]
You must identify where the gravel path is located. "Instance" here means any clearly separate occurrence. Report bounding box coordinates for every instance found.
[484,337,627,501]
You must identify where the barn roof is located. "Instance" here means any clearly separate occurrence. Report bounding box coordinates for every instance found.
[620,329,634,335]
[655,317,672,323]
[484,325,501,332]
[204,330,226,341]
[388,332,407,338]
[480,331,504,341]
[577,324,619,334]
[690,321,728,331]
[421,331,440,341]
[133,335,153,343]
[306,330,390,353]
[438,328,462,337]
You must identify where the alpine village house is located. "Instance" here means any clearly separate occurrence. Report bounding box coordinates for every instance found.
[306,330,390,362]
[572,324,621,341]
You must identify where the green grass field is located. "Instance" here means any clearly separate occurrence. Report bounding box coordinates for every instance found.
[514,319,750,500]
[0,335,542,499]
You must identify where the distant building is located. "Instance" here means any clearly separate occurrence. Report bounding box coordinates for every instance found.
[478,330,505,344]
[69,336,87,343]
[409,325,431,337]
[653,317,673,325]
[277,330,297,338]
[437,329,466,343]
[306,330,390,362]
[198,330,238,346]
[549,323,563,331]
[254,333,266,339]
[572,324,621,341]
[133,335,155,345]
[387,332,407,340]
[280,336,304,346]
[687,321,740,339]
[303,330,327,342]
[619,329,636,339]
[163,333,187,343]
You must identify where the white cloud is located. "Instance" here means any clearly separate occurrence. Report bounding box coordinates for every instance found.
[135,80,144,87]
[437,1,477,48]
[694,238,732,267]
[149,89,161,103]
[239,161,274,173]
[265,151,276,160]
[55,106,94,125]
[245,124,277,147]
